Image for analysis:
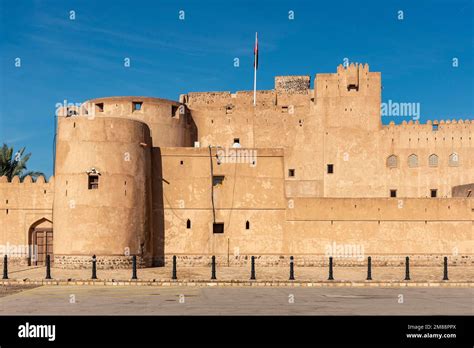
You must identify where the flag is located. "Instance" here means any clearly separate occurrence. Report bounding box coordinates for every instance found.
[253,32,258,69]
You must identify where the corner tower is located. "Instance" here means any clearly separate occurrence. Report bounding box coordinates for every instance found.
[315,63,381,131]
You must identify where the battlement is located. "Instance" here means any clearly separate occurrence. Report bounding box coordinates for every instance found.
[0,175,54,184]
[336,63,370,87]
[384,119,473,131]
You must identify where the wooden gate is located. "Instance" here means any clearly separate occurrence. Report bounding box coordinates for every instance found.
[32,228,53,266]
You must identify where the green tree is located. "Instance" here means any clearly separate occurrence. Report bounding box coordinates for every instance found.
[0,143,45,182]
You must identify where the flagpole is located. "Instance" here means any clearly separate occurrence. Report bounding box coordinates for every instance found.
[253,32,257,107]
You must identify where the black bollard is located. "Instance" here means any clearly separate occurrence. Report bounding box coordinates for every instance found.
[328,257,334,280]
[45,255,52,279]
[131,255,137,280]
[211,255,216,280]
[366,256,372,281]
[443,256,449,281]
[404,256,410,281]
[289,256,295,280]
[2,255,8,280]
[91,255,97,280]
[172,255,177,280]
[250,256,256,280]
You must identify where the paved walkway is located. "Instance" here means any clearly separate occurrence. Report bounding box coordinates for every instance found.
[0,286,472,315]
[6,265,472,282]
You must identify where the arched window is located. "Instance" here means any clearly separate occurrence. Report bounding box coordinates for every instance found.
[408,154,418,168]
[449,153,459,167]
[186,219,191,229]
[387,155,398,168]
[428,154,438,167]
[245,220,250,230]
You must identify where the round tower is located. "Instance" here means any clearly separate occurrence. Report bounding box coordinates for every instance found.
[53,113,153,268]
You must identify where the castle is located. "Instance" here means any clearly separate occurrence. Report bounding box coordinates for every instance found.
[1,63,473,268]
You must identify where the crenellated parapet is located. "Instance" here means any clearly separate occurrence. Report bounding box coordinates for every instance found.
[0,175,54,211]
[0,175,54,184]
[384,118,473,132]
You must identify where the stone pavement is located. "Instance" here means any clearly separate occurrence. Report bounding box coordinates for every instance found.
[2,265,472,286]
[0,286,472,315]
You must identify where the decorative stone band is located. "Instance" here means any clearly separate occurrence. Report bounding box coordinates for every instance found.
[48,254,472,269]
[54,255,151,269]
[164,254,472,268]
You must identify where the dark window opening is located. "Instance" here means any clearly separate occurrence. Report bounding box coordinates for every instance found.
[213,222,224,234]
[96,103,104,112]
[347,84,358,91]
[132,101,142,111]
[88,175,99,190]
[186,219,191,229]
[245,220,250,230]
[281,106,288,113]
[180,160,184,165]
[212,175,225,186]
[390,189,397,198]
[327,164,334,174]
[226,105,233,114]
[67,108,78,116]
[430,189,437,198]
[171,105,178,117]
[233,138,240,144]
[288,169,295,177]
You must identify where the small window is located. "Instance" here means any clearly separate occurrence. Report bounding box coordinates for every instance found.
[245,220,250,230]
[180,160,184,165]
[212,175,225,186]
[432,124,438,131]
[213,222,224,234]
[96,103,104,112]
[288,169,295,177]
[132,101,142,111]
[428,154,438,167]
[408,154,418,168]
[67,108,78,117]
[171,105,179,117]
[281,106,289,113]
[449,153,459,167]
[233,138,240,144]
[186,219,191,229]
[430,189,437,198]
[327,164,334,174]
[390,189,397,198]
[226,105,233,114]
[88,175,99,190]
[387,155,398,168]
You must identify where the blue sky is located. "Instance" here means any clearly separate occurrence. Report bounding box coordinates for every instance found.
[0,0,473,177]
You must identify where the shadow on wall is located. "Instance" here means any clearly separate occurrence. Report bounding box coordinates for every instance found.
[151,147,165,266]
[452,183,474,197]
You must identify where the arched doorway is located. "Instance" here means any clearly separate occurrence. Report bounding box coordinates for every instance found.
[28,218,53,266]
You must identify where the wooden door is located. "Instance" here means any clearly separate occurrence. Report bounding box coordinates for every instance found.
[33,229,53,266]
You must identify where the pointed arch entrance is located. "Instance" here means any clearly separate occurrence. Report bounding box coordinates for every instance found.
[28,218,53,266]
